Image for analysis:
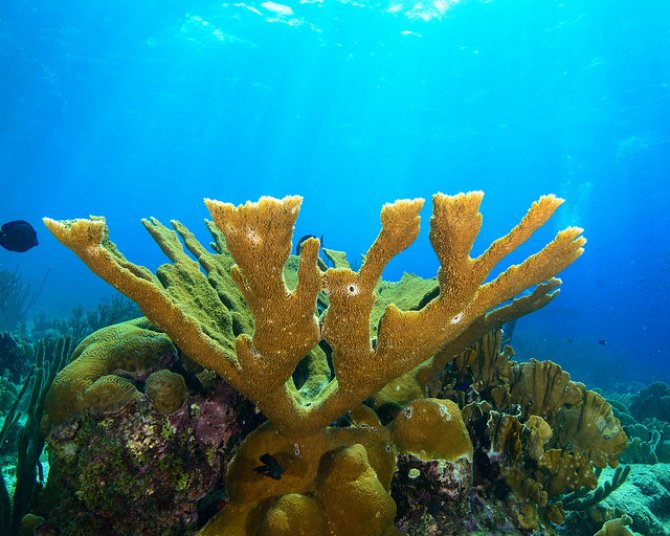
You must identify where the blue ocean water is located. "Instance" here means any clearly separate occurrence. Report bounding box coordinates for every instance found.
[1,0,668,387]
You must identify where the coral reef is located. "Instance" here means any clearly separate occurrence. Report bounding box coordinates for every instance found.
[36,322,630,535]
[39,193,595,534]
[555,383,670,534]
[200,397,472,535]
[605,383,670,466]
[432,330,627,531]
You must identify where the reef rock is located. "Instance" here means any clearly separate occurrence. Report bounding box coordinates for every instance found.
[37,379,258,536]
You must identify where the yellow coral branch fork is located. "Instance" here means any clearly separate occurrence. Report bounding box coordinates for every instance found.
[43,192,585,438]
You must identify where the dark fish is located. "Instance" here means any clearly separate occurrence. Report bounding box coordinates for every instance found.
[598,339,608,346]
[295,234,324,255]
[196,488,228,523]
[253,452,285,480]
[0,220,38,252]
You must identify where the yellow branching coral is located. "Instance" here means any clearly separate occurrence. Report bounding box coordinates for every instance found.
[372,278,562,410]
[44,193,584,437]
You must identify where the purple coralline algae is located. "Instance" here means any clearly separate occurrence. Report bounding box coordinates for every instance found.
[36,378,259,536]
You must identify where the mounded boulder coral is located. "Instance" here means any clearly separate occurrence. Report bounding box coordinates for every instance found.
[80,374,142,416]
[314,444,398,536]
[390,398,472,462]
[199,422,398,535]
[249,493,329,536]
[200,396,471,535]
[145,369,187,414]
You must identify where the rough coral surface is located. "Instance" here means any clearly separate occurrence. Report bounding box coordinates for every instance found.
[199,422,399,536]
[390,398,472,462]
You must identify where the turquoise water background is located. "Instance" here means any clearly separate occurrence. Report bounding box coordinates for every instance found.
[1,0,668,386]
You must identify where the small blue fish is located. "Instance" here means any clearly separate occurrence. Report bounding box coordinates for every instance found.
[0,220,38,252]
[455,380,471,392]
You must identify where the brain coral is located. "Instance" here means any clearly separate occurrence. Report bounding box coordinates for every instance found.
[45,318,177,427]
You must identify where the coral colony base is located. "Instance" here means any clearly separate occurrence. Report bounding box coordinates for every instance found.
[22,192,629,535]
